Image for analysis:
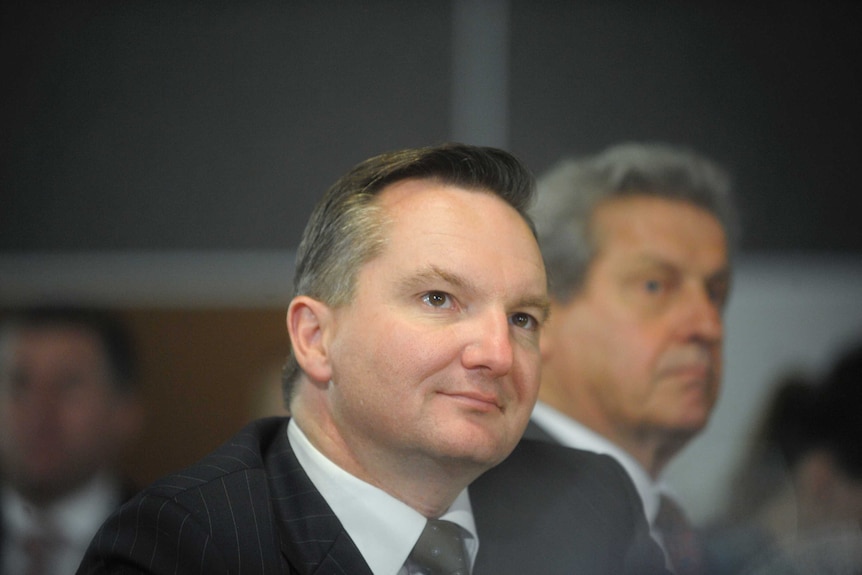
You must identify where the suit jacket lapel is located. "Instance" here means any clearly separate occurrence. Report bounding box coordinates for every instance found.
[263,419,374,575]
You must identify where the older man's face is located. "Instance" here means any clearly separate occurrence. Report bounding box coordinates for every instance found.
[543,195,729,446]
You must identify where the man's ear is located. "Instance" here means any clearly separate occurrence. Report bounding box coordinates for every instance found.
[286,296,334,384]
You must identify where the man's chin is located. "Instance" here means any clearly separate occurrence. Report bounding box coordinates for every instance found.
[436,422,520,469]
[673,397,715,430]
[667,418,709,443]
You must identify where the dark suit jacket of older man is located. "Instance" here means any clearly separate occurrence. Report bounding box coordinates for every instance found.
[76,417,668,575]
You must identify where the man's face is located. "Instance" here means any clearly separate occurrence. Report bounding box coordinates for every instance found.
[321,179,548,473]
[544,195,729,444]
[0,326,132,502]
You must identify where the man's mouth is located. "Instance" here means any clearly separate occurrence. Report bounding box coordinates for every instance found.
[438,390,502,411]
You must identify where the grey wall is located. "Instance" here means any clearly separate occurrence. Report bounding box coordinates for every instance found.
[3,1,862,253]
[2,2,452,251]
[509,2,862,253]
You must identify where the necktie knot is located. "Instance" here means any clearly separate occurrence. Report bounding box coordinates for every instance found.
[406,519,471,575]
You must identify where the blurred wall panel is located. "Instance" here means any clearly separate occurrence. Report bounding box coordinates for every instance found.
[1,2,451,251]
[118,308,289,487]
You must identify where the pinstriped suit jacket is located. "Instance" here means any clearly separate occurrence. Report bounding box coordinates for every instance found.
[77,417,365,575]
[76,417,669,575]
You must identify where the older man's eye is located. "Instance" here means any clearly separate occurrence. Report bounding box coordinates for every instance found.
[644,279,663,293]
[422,291,452,308]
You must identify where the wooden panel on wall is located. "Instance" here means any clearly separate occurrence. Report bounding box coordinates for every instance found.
[117,308,290,488]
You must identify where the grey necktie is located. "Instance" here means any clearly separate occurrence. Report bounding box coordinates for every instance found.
[655,494,704,575]
[406,519,472,575]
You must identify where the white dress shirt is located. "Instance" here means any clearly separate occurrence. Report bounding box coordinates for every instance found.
[531,400,676,550]
[288,419,478,575]
[2,472,124,575]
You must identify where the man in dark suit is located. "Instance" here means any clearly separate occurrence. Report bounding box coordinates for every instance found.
[525,143,740,575]
[77,144,669,574]
[1,306,143,575]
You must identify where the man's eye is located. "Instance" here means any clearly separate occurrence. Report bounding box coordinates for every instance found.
[510,312,538,331]
[422,291,453,309]
[644,279,663,293]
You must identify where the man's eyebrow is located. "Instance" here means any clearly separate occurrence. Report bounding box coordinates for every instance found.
[628,254,677,273]
[399,265,473,293]
[630,254,731,281]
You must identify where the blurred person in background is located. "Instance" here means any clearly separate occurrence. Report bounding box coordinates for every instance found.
[0,306,143,575]
[526,142,739,575]
[703,337,862,575]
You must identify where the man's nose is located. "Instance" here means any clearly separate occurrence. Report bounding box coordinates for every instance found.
[461,311,515,376]
[681,286,724,343]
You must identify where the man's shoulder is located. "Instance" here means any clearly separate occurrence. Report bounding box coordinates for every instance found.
[471,439,670,575]
[473,437,636,515]
[497,437,626,481]
[141,417,287,501]
[79,418,292,573]
[521,418,557,442]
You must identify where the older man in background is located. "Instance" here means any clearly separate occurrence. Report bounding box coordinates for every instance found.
[526,142,739,575]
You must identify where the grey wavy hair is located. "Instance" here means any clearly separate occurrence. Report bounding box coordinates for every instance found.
[532,142,740,301]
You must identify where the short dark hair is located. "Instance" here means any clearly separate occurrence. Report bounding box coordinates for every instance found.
[806,339,862,479]
[0,305,138,394]
[282,143,537,403]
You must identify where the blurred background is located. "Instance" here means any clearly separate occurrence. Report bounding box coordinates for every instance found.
[2,1,861,524]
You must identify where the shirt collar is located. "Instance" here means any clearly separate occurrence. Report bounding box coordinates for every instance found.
[288,419,478,575]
